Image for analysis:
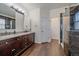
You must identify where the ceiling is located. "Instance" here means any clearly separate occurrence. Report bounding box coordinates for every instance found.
[17,3,76,11]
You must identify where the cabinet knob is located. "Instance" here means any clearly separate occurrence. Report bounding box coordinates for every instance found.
[17,38,19,40]
[41,30,44,32]
[12,49,15,51]
[6,42,8,44]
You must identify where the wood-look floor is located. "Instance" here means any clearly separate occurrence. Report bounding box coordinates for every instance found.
[21,39,65,56]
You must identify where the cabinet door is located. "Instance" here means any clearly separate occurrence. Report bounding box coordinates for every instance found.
[21,35,28,48]
[40,17,51,42]
[12,40,21,50]
[0,44,12,56]
[17,36,24,48]
[27,34,33,45]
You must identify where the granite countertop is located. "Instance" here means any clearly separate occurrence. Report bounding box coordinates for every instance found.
[0,31,34,41]
[68,30,79,32]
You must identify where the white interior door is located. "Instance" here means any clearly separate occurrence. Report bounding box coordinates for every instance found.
[40,17,50,42]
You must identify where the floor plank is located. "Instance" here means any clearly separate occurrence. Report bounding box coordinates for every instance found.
[21,39,65,56]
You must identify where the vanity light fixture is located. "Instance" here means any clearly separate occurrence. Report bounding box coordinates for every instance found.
[5,3,25,15]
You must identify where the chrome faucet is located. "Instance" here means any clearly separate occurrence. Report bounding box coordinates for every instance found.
[14,30,16,34]
[5,31,7,35]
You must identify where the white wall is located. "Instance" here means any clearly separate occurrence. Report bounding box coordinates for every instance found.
[50,7,65,41]
[29,8,41,43]
[15,12,24,32]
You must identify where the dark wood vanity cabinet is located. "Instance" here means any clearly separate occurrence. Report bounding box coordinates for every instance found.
[0,44,12,56]
[0,33,35,56]
[69,31,79,56]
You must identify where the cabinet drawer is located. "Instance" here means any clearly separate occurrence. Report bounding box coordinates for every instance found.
[70,46,79,54]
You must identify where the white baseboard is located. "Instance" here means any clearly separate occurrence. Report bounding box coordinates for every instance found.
[35,39,51,44]
[35,42,42,44]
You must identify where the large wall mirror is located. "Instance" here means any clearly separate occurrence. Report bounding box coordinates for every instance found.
[0,3,15,29]
[70,5,79,30]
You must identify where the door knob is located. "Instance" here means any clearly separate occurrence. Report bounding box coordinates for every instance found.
[41,30,44,32]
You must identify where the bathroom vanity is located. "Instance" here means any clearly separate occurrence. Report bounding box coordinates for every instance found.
[69,4,79,56]
[69,30,79,56]
[0,32,35,56]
